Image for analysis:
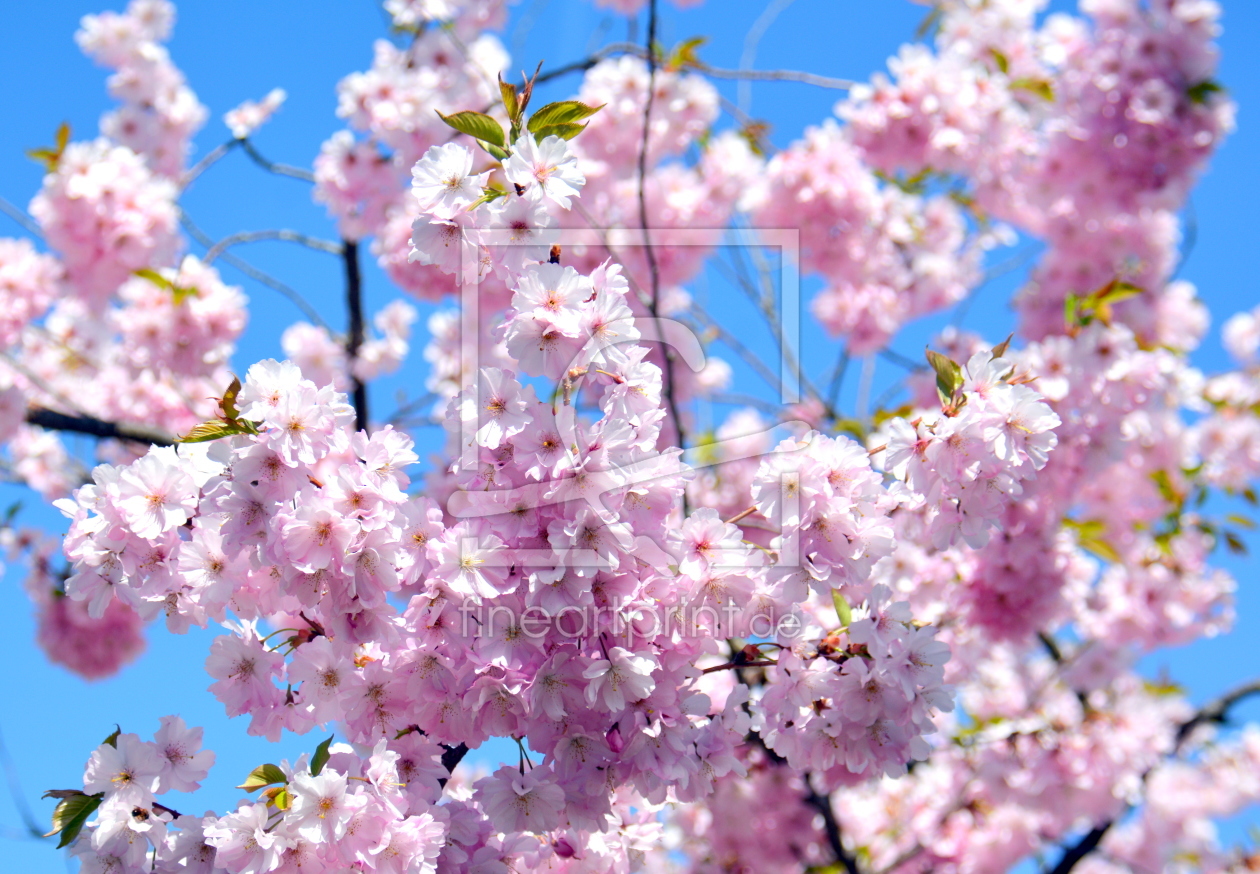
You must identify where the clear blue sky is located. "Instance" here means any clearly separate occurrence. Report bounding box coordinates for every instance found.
[1,1,1258,869]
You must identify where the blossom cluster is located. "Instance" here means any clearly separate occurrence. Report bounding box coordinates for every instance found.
[3,0,1260,873]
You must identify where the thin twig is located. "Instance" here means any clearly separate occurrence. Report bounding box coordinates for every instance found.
[737,0,800,114]
[878,348,926,373]
[180,212,332,331]
[705,64,855,91]
[1174,678,1260,750]
[343,240,369,432]
[238,139,316,183]
[203,229,343,265]
[636,0,689,503]
[0,727,42,840]
[827,347,850,413]
[1172,196,1198,281]
[0,195,41,238]
[534,42,641,84]
[180,139,238,189]
[710,391,782,415]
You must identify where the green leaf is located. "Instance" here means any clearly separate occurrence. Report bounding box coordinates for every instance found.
[1187,80,1224,104]
[26,122,71,172]
[101,726,121,748]
[171,284,199,305]
[476,140,510,162]
[831,589,852,629]
[498,74,520,126]
[271,787,292,810]
[991,333,1014,361]
[1064,292,1081,327]
[1010,78,1055,101]
[1078,533,1121,564]
[1152,469,1182,507]
[465,186,507,211]
[989,48,1009,75]
[527,100,604,133]
[176,420,251,444]
[220,376,244,421]
[915,4,944,40]
[134,268,174,293]
[669,36,707,70]
[1096,281,1143,305]
[436,110,506,148]
[237,763,288,792]
[1226,513,1256,530]
[925,349,963,403]
[310,735,334,777]
[45,792,102,848]
[1224,530,1248,555]
[531,122,589,143]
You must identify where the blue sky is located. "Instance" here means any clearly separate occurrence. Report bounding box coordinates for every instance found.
[0,1,1259,870]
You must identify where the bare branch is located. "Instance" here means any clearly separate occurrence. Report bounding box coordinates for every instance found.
[805,782,862,874]
[0,195,41,238]
[343,240,369,432]
[1175,678,1260,751]
[636,0,689,492]
[702,64,855,90]
[0,726,43,840]
[25,406,175,447]
[180,211,333,331]
[180,139,238,189]
[1048,676,1260,874]
[437,743,469,789]
[535,42,641,85]
[203,229,343,265]
[238,139,316,183]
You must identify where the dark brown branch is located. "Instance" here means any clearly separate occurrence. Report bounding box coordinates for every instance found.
[805,783,861,874]
[1174,678,1260,750]
[343,240,369,433]
[534,42,641,84]
[635,1,688,503]
[437,742,470,789]
[25,406,174,447]
[1047,676,1260,874]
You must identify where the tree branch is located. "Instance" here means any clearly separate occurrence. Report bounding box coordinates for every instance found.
[25,406,175,447]
[636,0,689,502]
[1174,678,1260,750]
[805,783,861,874]
[343,239,369,433]
[180,139,238,189]
[239,139,316,183]
[0,195,41,238]
[1047,676,1260,874]
[534,42,641,84]
[437,742,469,789]
[203,229,343,265]
[181,211,333,331]
[700,64,855,90]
